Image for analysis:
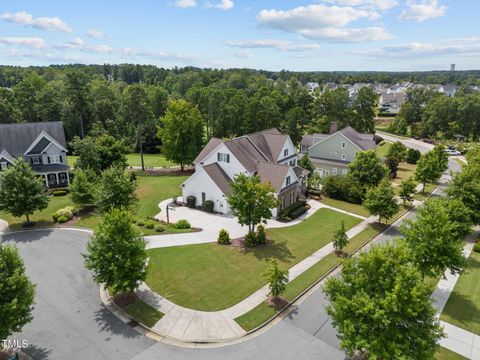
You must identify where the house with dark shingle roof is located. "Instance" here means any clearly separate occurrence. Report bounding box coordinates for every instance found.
[0,121,70,188]
[181,128,309,216]
[300,122,375,178]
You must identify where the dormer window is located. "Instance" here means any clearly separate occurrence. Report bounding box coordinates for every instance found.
[286,176,291,186]
[341,141,346,149]
[284,149,289,157]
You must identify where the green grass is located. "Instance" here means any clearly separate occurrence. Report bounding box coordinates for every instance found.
[75,174,188,233]
[121,299,164,328]
[0,175,187,233]
[414,183,437,201]
[234,302,278,332]
[376,141,393,159]
[392,162,416,185]
[436,347,467,360]
[0,194,75,230]
[234,206,410,331]
[440,250,480,336]
[68,153,176,169]
[146,208,361,312]
[320,196,370,218]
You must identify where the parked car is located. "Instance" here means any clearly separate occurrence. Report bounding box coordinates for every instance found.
[444,149,461,156]
[421,138,434,144]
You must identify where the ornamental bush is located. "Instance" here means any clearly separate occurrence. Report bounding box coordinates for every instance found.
[217,229,231,245]
[52,206,76,223]
[202,200,214,213]
[144,220,156,229]
[244,231,257,247]
[256,224,267,244]
[186,196,196,208]
[174,219,191,229]
[155,225,165,233]
[406,148,421,164]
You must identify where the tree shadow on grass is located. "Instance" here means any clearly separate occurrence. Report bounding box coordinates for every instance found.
[94,306,142,339]
[241,240,294,262]
[442,257,480,329]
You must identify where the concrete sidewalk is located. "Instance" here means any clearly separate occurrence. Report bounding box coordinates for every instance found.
[137,213,379,342]
[432,229,479,359]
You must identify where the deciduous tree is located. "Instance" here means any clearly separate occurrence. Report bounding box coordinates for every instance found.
[84,209,147,295]
[347,150,386,188]
[363,178,399,223]
[96,167,137,212]
[263,259,289,299]
[324,243,443,360]
[332,220,349,255]
[0,159,49,223]
[0,244,35,344]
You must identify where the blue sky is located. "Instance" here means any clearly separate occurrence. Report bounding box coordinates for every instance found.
[0,0,478,71]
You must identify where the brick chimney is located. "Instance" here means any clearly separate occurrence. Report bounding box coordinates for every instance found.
[329,122,338,134]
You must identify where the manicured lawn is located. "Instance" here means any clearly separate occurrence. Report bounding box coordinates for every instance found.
[436,347,467,360]
[376,141,392,159]
[440,250,480,335]
[146,208,361,311]
[68,153,176,168]
[121,299,164,328]
[320,196,370,218]
[0,194,75,229]
[0,175,187,233]
[235,206,410,331]
[414,183,437,201]
[75,174,188,233]
[392,162,416,185]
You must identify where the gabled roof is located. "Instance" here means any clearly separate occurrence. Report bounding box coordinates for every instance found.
[203,163,231,195]
[194,137,224,164]
[256,162,293,193]
[300,133,328,148]
[339,126,375,151]
[224,136,268,172]
[26,136,51,155]
[0,149,15,164]
[246,128,287,162]
[0,122,67,157]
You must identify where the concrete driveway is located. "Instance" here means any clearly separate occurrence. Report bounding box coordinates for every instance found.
[2,228,344,360]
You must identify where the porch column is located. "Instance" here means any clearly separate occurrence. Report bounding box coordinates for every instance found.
[55,173,59,185]
[44,175,48,187]
[66,172,70,185]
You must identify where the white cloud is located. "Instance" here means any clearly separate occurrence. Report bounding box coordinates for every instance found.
[398,0,446,22]
[215,0,234,10]
[356,37,480,58]
[175,0,197,8]
[0,11,71,32]
[257,4,391,42]
[70,37,85,46]
[324,0,398,10]
[225,39,320,52]
[0,36,46,49]
[87,29,105,39]
[232,50,254,58]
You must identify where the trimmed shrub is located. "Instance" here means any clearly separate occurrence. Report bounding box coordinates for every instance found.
[52,206,75,223]
[323,176,364,204]
[155,225,165,233]
[136,219,145,227]
[174,219,191,229]
[373,134,384,145]
[256,225,266,245]
[202,200,214,213]
[217,229,231,245]
[473,243,480,253]
[244,231,257,247]
[52,189,68,197]
[186,196,196,208]
[144,220,156,229]
[279,200,309,221]
[406,148,421,164]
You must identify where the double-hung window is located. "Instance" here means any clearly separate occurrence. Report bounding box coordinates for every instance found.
[286,176,291,186]
[341,141,346,149]
[341,153,347,160]
[284,149,289,157]
[217,153,230,163]
[31,157,40,165]
[48,155,62,164]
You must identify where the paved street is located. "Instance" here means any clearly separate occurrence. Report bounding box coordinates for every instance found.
[2,228,344,360]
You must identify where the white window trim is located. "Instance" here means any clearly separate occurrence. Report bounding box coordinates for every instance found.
[32,157,40,165]
[341,141,346,149]
[332,168,337,175]
[341,153,347,160]
[286,176,291,186]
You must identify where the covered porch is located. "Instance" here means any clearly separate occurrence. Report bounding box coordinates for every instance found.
[42,171,70,188]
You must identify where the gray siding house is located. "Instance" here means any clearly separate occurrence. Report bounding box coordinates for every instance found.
[0,122,70,188]
[300,123,375,177]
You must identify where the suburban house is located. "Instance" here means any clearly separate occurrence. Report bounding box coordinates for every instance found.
[300,123,376,177]
[0,121,70,188]
[181,128,309,217]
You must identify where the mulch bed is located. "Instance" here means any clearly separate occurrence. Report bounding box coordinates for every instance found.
[265,296,289,310]
[138,167,194,176]
[230,236,272,249]
[112,292,137,308]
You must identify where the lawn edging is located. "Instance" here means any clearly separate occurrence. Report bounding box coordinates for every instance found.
[237,205,413,334]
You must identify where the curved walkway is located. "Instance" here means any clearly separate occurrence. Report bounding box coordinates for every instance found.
[137,209,378,342]
[145,198,366,249]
